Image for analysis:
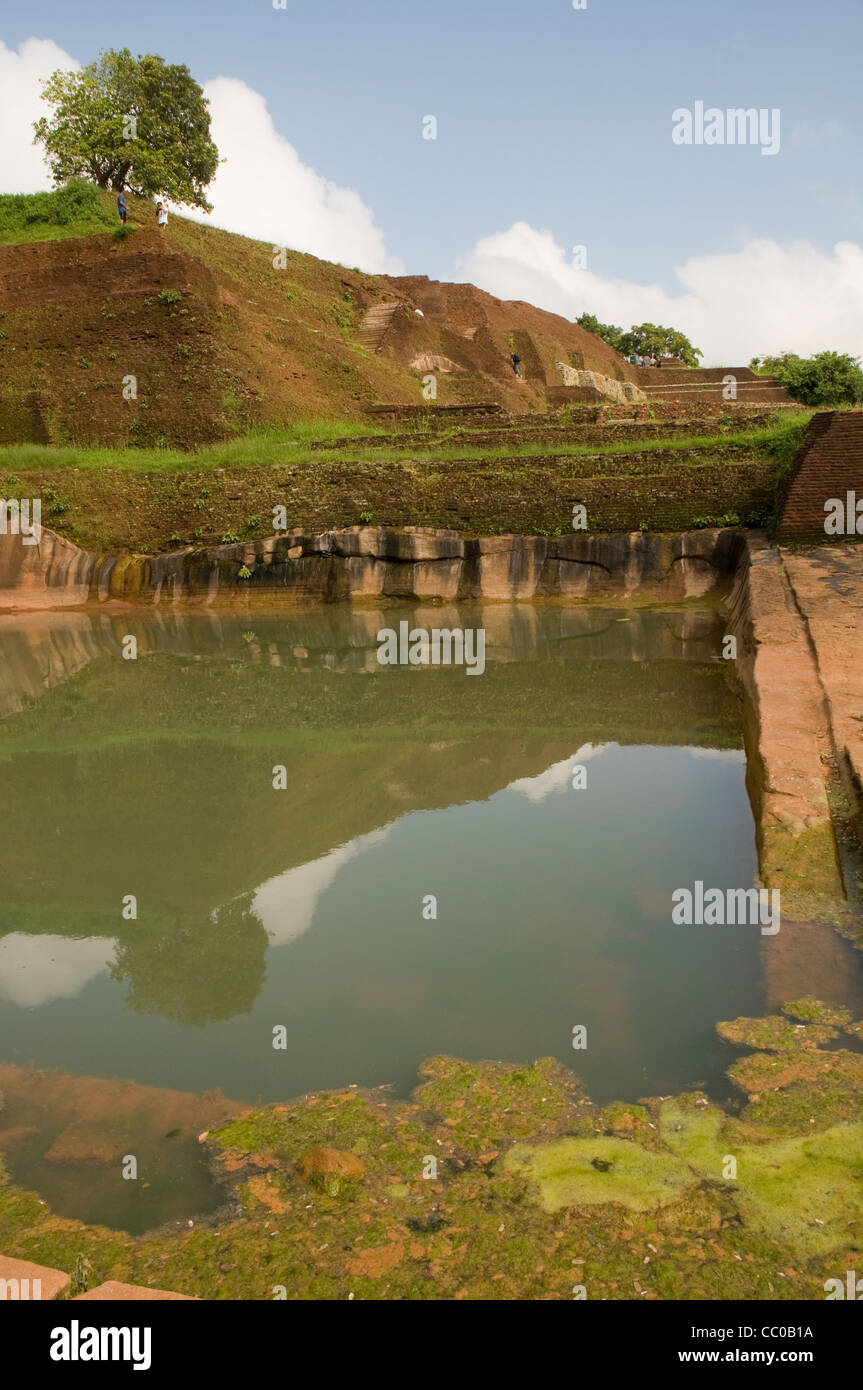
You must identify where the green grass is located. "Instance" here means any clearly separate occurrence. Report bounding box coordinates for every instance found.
[0,180,117,245]
[0,410,813,475]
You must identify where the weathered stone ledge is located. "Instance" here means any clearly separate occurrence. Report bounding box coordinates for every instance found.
[725,536,859,936]
[0,524,745,610]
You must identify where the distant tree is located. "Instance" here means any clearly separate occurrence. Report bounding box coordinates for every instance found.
[576,313,626,352]
[618,323,703,367]
[750,350,863,407]
[33,48,220,211]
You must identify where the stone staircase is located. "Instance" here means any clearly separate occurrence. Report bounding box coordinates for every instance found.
[777,409,863,543]
[633,366,792,406]
[358,301,402,352]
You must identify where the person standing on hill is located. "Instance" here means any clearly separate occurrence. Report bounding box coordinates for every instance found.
[117,191,127,224]
[510,352,522,378]
[156,201,168,231]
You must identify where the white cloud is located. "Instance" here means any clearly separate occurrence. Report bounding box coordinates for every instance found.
[183,76,403,273]
[507,745,608,804]
[0,41,401,274]
[252,826,392,948]
[0,933,115,1007]
[0,38,80,191]
[459,222,863,365]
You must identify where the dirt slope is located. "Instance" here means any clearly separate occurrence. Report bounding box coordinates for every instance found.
[0,197,633,447]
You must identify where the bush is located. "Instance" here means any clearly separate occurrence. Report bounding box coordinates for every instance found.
[0,180,115,244]
[751,351,863,407]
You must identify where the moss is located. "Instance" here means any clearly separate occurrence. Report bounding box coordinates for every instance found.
[600,1102,650,1136]
[782,997,853,1028]
[716,1014,837,1052]
[211,1091,431,1182]
[416,1056,589,1155]
[727,1046,863,1097]
[2,998,862,1300]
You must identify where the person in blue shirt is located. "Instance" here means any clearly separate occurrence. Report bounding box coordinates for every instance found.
[117,192,127,224]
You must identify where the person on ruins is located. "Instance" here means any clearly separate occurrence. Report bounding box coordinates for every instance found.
[510,352,522,378]
[117,191,127,224]
[156,201,169,231]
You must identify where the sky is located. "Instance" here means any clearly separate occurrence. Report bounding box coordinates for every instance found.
[1,0,861,364]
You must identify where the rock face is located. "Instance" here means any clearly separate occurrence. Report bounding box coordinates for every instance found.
[0,525,745,610]
[0,527,94,608]
[725,536,848,928]
[556,364,646,403]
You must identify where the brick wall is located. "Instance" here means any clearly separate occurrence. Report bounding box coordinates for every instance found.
[777,410,863,543]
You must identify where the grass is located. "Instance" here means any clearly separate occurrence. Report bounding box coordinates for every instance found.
[0,180,116,244]
[0,410,812,475]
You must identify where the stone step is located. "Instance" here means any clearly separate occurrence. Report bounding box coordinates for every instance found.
[0,1254,70,1300]
[358,301,402,351]
[74,1280,196,1300]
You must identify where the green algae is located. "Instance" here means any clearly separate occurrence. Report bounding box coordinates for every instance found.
[1,998,861,1300]
[660,1095,863,1257]
[503,1135,694,1213]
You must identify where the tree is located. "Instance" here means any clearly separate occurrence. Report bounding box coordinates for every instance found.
[576,313,625,352]
[750,350,863,407]
[33,48,220,211]
[618,323,703,367]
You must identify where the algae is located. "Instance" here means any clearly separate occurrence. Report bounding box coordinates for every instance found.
[1,998,861,1300]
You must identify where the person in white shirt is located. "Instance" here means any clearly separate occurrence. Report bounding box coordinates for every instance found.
[156,202,168,230]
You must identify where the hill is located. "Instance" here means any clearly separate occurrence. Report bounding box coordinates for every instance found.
[0,186,642,448]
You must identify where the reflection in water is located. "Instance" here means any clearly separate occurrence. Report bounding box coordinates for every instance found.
[0,934,115,1007]
[2,602,862,1229]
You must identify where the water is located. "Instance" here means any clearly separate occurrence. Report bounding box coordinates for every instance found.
[0,601,857,1231]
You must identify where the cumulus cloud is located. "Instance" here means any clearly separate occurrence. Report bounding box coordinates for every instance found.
[184,76,403,273]
[459,222,863,364]
[0,37,80,191]
[0,41,401,273]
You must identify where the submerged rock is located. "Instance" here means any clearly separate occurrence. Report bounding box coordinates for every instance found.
[294,1147,365,1184]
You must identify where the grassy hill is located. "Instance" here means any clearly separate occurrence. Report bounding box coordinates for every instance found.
[0,183,638,449]
[0,183,810,549]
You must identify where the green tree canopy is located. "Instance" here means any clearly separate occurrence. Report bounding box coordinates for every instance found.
[577,315,702,367]
[750,350,863,407]
[618,323,703,367]
[576,313,626,353]
[33,47,220,211]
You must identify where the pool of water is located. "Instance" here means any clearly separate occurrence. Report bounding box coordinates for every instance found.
[1,601,860,1231]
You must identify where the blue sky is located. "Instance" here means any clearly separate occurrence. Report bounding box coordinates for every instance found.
[2,0,861,361]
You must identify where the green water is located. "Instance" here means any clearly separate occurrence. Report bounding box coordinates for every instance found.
[0,602,853,1232]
